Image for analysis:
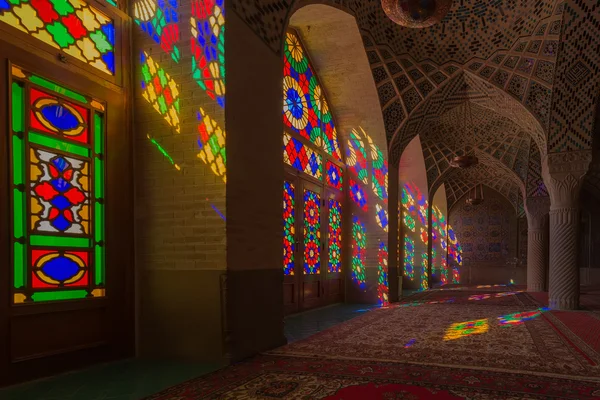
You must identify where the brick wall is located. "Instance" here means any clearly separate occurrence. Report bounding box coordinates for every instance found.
[133,0,226,362]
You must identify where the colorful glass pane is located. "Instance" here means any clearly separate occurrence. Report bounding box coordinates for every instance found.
[378,242,389,306]
[325,161,343,190]
[140,51,181,133]
[11,67,105,303]
[0,0,116,74]
[283,31,341,160]
[196,107,226,182]
[349,178,367,211]
[347,128,368,184]
[283,181,295,276]
[303,189,321,274]
[351,216,366,290]
[376,203,388,232]
[328,199,342,273]
[31,249,89,288]
[29,147,90,234]
[30,87,89,144]
[283,132,322,180]
[133,0,181,62]
[191,0,225,107]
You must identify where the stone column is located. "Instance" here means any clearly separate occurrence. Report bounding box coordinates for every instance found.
[524,197,550,292]
[542,151,592,310]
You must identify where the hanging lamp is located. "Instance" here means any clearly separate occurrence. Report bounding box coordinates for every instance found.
[381,0,454,28]
[466,184,484,206]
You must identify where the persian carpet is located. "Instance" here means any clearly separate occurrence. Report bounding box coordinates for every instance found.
[269,297,600,379]
[145,354,600,399]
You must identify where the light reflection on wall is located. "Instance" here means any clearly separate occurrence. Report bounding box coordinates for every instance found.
[378,242,389,306]
[402,183,428,290]
[134,0,181,62]
[432,205,448,284]
[447,224,462,284]
[196,107,226,182]
[351,215,367,290]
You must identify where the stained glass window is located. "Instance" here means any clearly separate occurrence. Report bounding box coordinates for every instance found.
[351,216,366,289]
[283,31,341,160]
[283,181,295,276]
[196,107,226,182]
[325,161,343,190]
[0,0,116,75]
[347,128,368,184]
[283,132,322,180]
[133,0,181,62]
[140,51,181,133]
[421,252,429,290]
[303,189,321,274]
[378,242,388,306]
[191,0,225,107]
[328,199,342,273]
[349,178,367,211]
[11,65,105,303]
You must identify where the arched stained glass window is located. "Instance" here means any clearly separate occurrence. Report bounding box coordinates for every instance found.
[283,30,342,161]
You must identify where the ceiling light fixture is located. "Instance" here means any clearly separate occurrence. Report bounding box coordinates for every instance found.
[381,0,454,28]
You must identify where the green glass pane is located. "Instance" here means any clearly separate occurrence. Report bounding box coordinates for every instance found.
[29,132,90,157]
[95,244,104,285]
[94,202,104,241]
[13,189,24,238]
[13,242,25,288]
[31,290,88,302]
[49,0,75,16]
[30,235,91,247]
[105,0,117,6]
[12,135,23,186]
[94,113,103,153]
[29,75,88,104]
[11,82,24,133]
[46,21,75,48]
[89,30,112,53]
[95,157,103,198]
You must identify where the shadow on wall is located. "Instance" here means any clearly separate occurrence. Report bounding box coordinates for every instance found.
[449,186,519,285]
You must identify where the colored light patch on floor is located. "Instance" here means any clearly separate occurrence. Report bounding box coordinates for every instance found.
[443,319,489,341]
[498,308,549,327]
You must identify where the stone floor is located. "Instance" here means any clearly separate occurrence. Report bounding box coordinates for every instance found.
[0,303,371,400]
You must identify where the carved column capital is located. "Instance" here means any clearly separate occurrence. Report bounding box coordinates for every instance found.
[525,196,550,231]
[542,151,592,209]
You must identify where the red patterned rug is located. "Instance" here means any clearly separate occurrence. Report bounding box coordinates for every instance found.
[145,355,600,399]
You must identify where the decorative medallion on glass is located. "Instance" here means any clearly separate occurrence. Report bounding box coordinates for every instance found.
[191,0,225,107]
[140,51,181,133]
[283,132,322,180]
[283,181,295,276]
[133,0,181,62]
[325,161,343,190]
[303,189,321,275]
[10,65,106,303]
[196,107,226,182]
[0,0,116,74]
[327,199,342,273]
[378,242,389,306]
[283,31,341,160]
[351,216,366,290]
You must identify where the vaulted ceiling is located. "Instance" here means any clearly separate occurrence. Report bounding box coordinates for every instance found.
[231,0,600,212]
